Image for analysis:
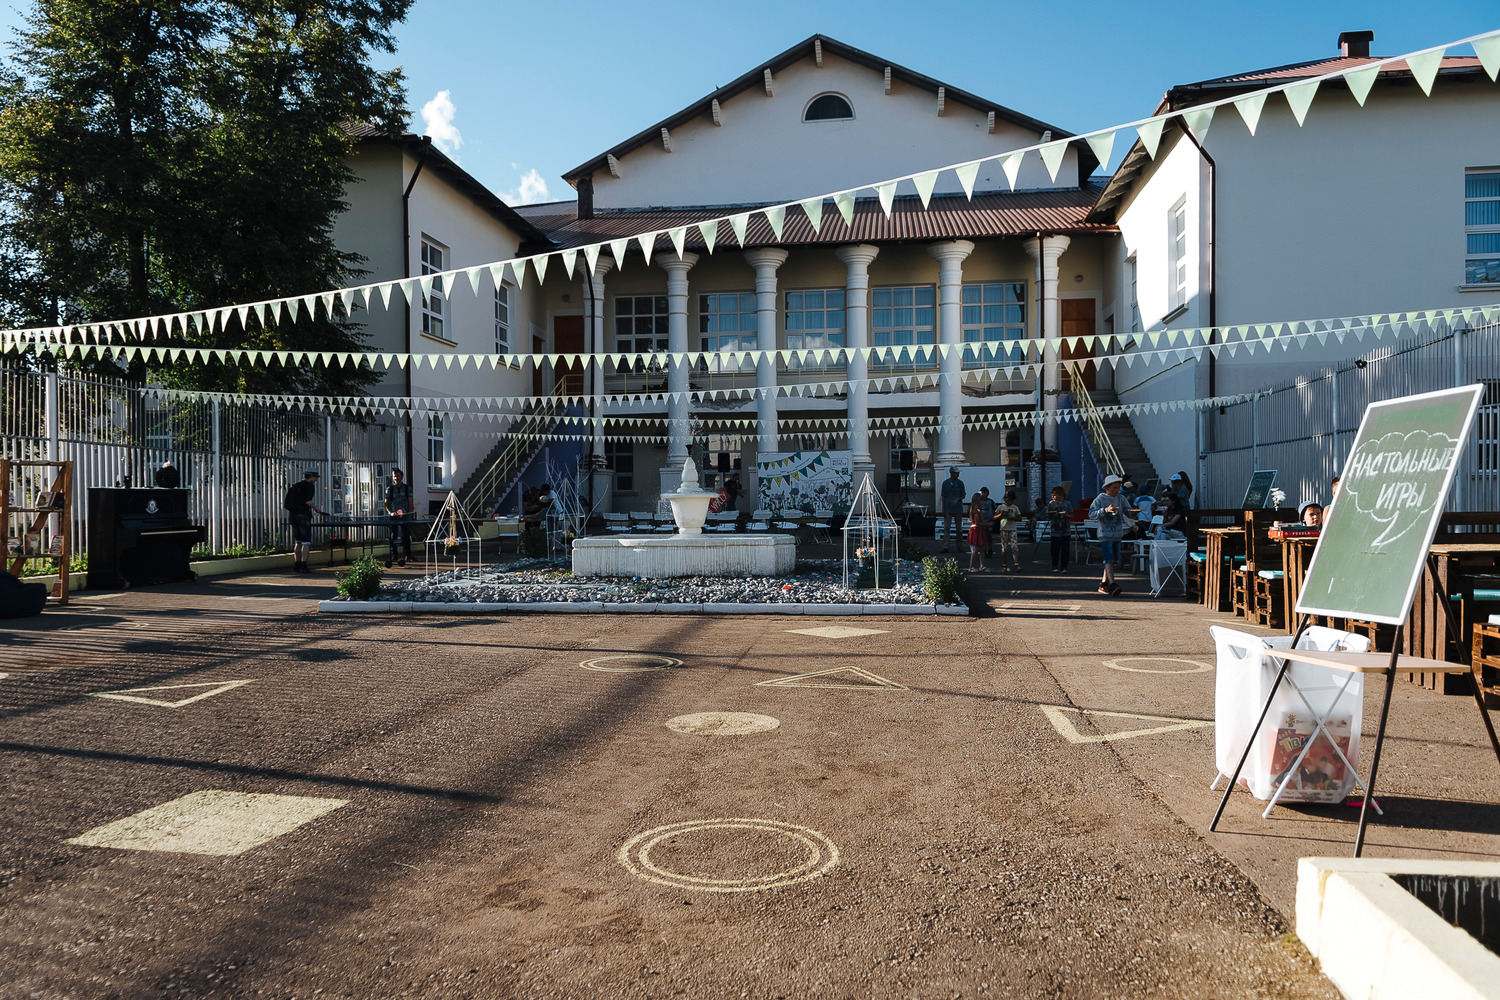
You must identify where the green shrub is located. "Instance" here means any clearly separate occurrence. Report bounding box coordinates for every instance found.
[922,556,965,604]
[336,555,384,600]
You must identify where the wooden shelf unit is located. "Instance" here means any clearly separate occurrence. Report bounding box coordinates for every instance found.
[1,458,73,605]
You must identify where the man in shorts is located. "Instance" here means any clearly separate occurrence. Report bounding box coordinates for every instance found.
[285,469,324,574]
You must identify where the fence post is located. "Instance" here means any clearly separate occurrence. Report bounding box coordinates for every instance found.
[1453,322,1466,511]
[1454,317,1465,389]
[1331,370,1340,471]
[1251,394,1259,471]
[211,398,222,552]
[44,370,59,462]
[324,415,334,510]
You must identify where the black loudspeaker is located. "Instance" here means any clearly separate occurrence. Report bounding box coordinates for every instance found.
[717,452,731,473]
[886,473,903,493]
[899,449,915,471]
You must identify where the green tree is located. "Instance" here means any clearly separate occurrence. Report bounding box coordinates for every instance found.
[0,0,411,395]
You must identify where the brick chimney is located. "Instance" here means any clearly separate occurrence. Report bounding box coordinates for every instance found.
[1338,30,1375,58]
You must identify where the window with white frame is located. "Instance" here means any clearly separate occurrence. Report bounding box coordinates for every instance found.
[1168,198,1187,312]
[427,416,447,488]
[804,93,854,122]
[699,292,758,351]
[421,239,447,341]
[871,285,935,372]
[960,282,1026,369]
[494,284,510,353]
[605,438,633,493]
[1128,256,1141,333]
[784,288,845,351]
[1466,169,1500,285]
[615,294,669,353]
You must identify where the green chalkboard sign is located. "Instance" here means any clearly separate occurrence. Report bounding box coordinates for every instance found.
[1241,470,1278,509]
[1297,384,1484,625]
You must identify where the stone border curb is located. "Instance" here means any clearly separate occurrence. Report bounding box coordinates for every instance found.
[1297,857,1500,1000]
[317,599,969,617]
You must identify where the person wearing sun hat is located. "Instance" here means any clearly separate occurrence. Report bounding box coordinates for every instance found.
[1089,474,1128,596]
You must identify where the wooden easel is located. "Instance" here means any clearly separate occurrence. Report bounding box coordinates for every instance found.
[1,458,73,605]
[1210,555,1500,856]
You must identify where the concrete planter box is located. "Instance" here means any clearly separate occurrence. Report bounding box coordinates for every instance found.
[1297,857,1500,1000]
[319,598,969,617]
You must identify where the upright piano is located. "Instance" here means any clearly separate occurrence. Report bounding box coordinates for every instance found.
[87,488,207,589]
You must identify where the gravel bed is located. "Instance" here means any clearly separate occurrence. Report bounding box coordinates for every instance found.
[343,558,938,606]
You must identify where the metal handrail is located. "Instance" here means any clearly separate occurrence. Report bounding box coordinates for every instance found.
[457,384,569,513]
[1068,364,1126,478]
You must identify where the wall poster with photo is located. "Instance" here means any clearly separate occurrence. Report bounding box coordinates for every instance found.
[756,450,854,514]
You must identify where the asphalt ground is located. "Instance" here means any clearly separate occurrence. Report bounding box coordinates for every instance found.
[3,542,1491,998]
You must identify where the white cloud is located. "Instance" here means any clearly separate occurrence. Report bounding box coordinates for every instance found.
[501,168,551,206]
[420,90,462,159]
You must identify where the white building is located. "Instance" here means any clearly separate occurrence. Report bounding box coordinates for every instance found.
[514,34,1117,515]
[336,128,558,515]
[1092,30,1500,482]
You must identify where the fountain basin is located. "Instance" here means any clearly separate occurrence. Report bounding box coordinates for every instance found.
[572,534,796,578]
[666,493,712,534]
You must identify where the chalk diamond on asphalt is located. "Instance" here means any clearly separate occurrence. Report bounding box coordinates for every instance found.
[784,626,889,639]
[66,790,347,857]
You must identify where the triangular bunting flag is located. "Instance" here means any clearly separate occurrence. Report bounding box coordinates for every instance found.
[1283,79,1319,125]
[1137,118,1165,159]
[510,259,527,289]
[1475,34,1500,81]
[912,170,939,208]
[729,213,750,246]
[533,253,549,285]
[637,233,655,268]
[697,220,719,254]
[668,227,686,259]
[1038,142,1067,183]
[763,205,785,240]
[1000,151,1023,190]
[1405,48,1445,96]
[875,181,897,217]
[1181,105,1213,139]
[609,238,630,268]
[1084,131,1115,170]
[560,249,577,279]
[834,191,856,226]
[584,243,601,274]
[800,197,823,233]
[1343,62,1380,106]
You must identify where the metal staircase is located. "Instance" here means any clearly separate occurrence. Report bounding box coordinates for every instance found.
[1068,368,1158,485]
[455,388,570,515]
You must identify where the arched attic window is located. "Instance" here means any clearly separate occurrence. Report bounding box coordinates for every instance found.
[803,93,854,122]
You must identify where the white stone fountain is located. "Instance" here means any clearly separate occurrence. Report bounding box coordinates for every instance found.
[572,456,795,578]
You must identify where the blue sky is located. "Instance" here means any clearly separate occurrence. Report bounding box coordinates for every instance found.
[1,1,1495,205]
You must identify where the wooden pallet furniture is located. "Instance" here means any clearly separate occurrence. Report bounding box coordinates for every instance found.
[1241,510,1286,629]
[1474,622,1500,708]
[1200,527,1244,613]
[1,458,73,605]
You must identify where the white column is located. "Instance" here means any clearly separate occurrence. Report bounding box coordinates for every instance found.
[584,256,615,509]
[660,252,699,466]
[1023,235,1071,451]
[928,240,975,467]
[744,248,788,452]
[835,244,880,477]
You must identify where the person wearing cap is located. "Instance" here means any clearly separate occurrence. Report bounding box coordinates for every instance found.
[1170,471,1193,509]
[1089,474,1129,596]
[284,468,324,574]
[939,466,967,553]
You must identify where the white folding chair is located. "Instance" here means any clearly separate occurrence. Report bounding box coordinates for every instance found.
[1078,521,1101,564]
[603,512,631,533]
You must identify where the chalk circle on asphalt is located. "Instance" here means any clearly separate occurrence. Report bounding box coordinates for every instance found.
[617,818,839,892]
[1103,656,1212,675]
[580,653,685,673]
[666,712,780,736]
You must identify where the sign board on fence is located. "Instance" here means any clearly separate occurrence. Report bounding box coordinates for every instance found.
[1241,470,1278,510]
[757,450,853,515]
[1296,384,1484,626]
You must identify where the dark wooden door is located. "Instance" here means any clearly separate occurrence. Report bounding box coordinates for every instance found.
[554,315,585,396]
[532,335,545,398]
[1060,298,1096,392]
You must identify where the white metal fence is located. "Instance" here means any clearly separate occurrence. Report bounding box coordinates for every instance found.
[1200,320,1500,512]
[2,365,401,555]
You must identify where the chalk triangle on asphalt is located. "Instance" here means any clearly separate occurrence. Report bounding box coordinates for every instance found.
[785,626,889,639]
[1040,705,1211,744]
[89,679,255,708]
[757,666,906,690]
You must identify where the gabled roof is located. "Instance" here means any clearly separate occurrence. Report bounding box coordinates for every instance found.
[514,185,1115,252]
[561,34,1095,186]
[348,128,555,248]
[1088,53,1490,223]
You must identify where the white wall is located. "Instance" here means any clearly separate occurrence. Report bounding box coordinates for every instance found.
[588,51,1078,211]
